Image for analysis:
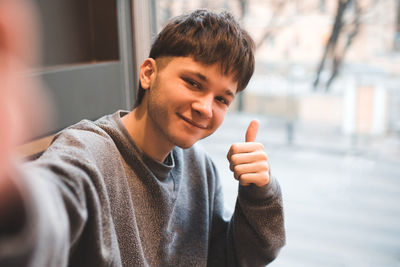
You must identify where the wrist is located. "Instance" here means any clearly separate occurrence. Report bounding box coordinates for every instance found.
[239,175,280,201]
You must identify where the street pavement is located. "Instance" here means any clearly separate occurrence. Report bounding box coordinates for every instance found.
[200,112,400,267]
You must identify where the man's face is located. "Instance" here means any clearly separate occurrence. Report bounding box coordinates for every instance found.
[144,56,237,149]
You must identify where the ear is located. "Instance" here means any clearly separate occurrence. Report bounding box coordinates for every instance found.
[139,58,157,90]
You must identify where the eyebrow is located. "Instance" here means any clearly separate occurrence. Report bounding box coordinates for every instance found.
[184,71,236,98]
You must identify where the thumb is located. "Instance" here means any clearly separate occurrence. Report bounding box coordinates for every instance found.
[245,119,259,142]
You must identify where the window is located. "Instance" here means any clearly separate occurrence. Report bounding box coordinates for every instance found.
[32,0,135,133]
[151,1,400,266]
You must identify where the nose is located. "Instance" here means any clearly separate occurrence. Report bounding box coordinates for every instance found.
[191,95,213,119]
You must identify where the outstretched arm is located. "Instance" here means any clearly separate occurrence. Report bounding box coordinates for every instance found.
[0,0,45,244]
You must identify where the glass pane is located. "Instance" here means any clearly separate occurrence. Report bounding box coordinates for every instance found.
[152,1,400,266]
[30,0,131,134]
[35,0,119,67]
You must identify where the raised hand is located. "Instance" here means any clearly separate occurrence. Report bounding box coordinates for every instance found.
[227,119,270,187]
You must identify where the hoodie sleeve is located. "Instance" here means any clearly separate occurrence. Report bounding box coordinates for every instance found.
[0,127,120,267]
[207,159,285,267]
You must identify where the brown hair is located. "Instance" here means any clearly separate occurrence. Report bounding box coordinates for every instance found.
[135,9,255,106]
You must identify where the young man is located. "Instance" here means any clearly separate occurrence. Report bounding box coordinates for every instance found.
[0,6,285,267]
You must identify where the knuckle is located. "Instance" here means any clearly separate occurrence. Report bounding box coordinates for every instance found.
[263,171,270,184]
[256,142,264,150]
[239,176,249,186]
[230,143,240,153]
[230,154,240,164]
[255,176,268,187]
[257,150,268,160]
[261,161,269,171]
[226,150,233,160]
[233,164,241,174]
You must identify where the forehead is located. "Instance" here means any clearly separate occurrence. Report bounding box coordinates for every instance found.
[156,56,238,90]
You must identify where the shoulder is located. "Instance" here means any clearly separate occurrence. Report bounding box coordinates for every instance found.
[54,120,112,149]
[42,114,122,163]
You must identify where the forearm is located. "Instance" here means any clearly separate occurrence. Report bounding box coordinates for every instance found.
[0,166,75,267]
[231,176,285,266]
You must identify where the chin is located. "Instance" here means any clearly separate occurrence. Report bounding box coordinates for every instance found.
[177,143,194,149]
[175,140,196,149]
[171,136,199,149]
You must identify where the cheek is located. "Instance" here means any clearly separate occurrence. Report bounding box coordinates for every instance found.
[212,108,227,129]
[157,82,186,104]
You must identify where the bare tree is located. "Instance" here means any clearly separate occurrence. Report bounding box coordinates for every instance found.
[237,0,248,20]
[235,0,249,111]
[313,0,364,91]
[255,0,287,49]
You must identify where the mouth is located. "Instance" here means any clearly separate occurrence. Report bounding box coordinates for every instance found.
[177,114,209,129]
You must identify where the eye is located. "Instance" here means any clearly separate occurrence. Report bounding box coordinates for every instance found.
[215,96,229,105]
[183,78,201,89]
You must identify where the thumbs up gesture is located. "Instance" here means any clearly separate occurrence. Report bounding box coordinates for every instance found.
[227,120,270,187]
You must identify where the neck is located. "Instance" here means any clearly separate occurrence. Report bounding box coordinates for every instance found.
[122,105,174,163]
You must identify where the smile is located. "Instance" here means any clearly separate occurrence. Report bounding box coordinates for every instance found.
[177,114,208,129]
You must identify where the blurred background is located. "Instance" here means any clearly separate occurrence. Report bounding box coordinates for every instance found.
[28,0,400,266]
[157,1,400,266]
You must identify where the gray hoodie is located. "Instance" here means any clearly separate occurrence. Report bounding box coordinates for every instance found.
[0,111,285,267]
